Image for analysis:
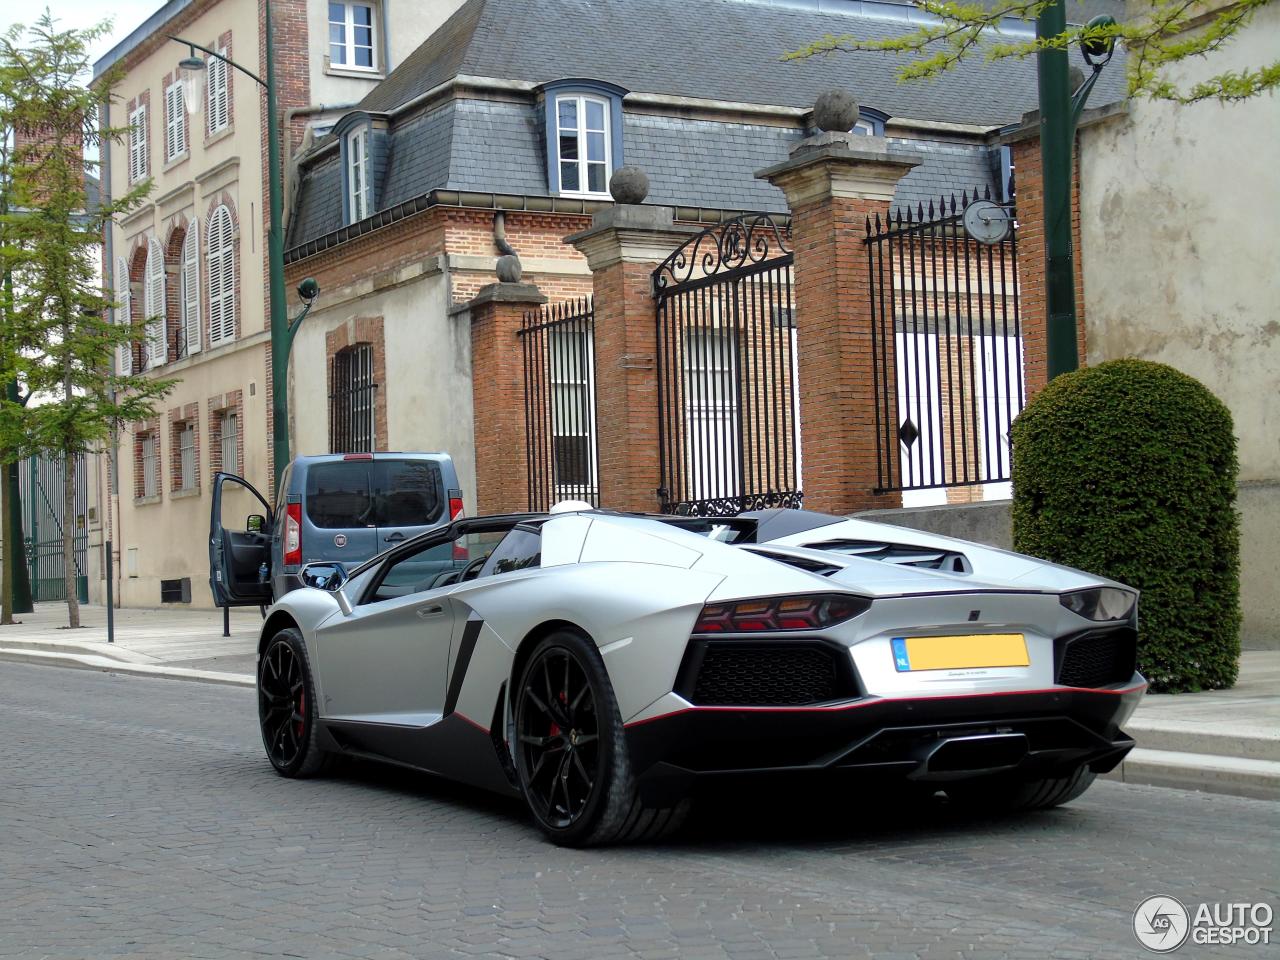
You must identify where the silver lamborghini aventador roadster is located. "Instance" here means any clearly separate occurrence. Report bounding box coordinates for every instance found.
[248,507,1145,846]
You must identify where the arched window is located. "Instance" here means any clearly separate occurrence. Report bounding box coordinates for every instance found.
[180,226,201,356]
[114,256,132,376]
[207,204,236,346]
[144,237,167,367]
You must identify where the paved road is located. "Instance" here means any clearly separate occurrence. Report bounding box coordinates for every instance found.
[1,663,1274,960]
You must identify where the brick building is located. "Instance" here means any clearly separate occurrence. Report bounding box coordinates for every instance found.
[283,0,1118,517]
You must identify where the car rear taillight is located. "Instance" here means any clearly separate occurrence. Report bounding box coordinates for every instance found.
[449,496,464,520]
[343,453,374,461]
[284,503,302,567]
[693,594,870,634]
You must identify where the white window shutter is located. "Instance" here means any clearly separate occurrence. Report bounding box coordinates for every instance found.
[115,256,133,376]
[208,52,229,133]
[145,237,166,365]
[165,87,176,160]
[207,205,235,345]
[137,105,148,179]
[182,226,201,355]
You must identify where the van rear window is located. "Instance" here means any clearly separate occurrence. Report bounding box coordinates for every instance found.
[306,463,372,528]
[377,460,442,526]
[305,460,443,529]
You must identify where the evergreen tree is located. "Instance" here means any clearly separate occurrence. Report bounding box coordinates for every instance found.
[0,13,174,628]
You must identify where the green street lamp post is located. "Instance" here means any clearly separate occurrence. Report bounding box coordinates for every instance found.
[171,1,316,494]
[1036,4,1116,380]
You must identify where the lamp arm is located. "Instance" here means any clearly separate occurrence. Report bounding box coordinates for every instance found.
[1069,64,1104,131]
[167,36,266,89]
[286,300,313,344]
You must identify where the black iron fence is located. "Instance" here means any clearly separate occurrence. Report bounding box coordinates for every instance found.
[653,213,802,516]
[520,298,599,511]
[865,191,1024,493]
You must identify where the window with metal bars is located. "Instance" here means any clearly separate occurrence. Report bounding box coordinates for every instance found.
[141,435,159,498]
[329,343,376,453]
[220,411,238,475]
[178,424,196,490]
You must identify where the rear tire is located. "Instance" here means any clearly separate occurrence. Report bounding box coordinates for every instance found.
[258,628,330,778]
[945,766,1096,813]
[513,630,688,846]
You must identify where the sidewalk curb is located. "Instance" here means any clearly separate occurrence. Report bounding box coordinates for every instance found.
[0,648,254,688]
[1102,747,1280,802]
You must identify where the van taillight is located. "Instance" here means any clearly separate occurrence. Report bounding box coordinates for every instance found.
[284,503,302,567]
[449,496,464,520]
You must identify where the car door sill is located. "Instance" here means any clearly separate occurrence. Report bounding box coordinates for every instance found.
[323,712,444,729]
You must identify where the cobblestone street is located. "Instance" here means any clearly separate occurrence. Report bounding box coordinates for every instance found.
[1,663,1274,960]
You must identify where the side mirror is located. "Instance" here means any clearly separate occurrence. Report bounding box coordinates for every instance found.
[299,561,347,592]
[246,514,266,533]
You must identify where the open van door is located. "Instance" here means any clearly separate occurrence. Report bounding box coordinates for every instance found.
[210,472,274,607]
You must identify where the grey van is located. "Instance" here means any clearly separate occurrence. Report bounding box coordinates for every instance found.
[209,453,463,607]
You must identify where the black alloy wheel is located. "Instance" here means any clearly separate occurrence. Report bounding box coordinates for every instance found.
[258,628,329,777]
[513,630,690,846]
[516,641,602,831]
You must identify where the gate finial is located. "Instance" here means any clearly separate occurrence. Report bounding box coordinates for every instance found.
[609,166,650,204]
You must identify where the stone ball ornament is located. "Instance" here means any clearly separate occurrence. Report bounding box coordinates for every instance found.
[813,89,860,133]
[496,254,523,283]
[609,165,650,204]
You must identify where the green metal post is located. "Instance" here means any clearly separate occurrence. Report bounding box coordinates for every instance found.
[1037,0,1079,380]
[265,0,290,496]
[27,455,37,601]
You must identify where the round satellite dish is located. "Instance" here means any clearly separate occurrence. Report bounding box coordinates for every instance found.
[549,499,596,515]
[962,199,1012,245]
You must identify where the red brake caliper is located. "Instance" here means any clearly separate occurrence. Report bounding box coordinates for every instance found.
[296,690,306,738]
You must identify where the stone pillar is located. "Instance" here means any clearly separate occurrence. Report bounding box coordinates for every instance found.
[461,281,547,515]
[757,133,919,515]
[566,205,696,512]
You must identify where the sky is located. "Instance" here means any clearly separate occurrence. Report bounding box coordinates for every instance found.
[3,0,164,67]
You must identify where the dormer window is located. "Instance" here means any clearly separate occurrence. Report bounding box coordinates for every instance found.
[334,111,388,225]
[541,80,626,200]
[851,108,889,137]
[556,95,610,196]
[346,126,370,221]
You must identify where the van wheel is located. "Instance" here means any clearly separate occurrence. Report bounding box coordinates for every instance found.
[258,628,330,778]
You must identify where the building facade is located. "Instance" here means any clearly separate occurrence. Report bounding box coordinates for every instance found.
[96,0,467,608]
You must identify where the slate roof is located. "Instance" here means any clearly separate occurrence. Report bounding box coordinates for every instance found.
[289,0,1127,251]
[357,0,1127,125]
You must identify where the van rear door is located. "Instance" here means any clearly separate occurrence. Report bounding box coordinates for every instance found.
[302,459,379,569]
[372,459,447,548]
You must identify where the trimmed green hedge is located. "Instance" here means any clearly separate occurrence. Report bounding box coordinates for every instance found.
[1011,359,1240,692]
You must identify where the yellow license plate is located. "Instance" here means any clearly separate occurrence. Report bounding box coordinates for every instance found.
[891,633,1028,672]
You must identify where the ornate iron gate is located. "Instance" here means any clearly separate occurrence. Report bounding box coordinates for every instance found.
[654,214,801,516]
[520,297,599,511]
[18,453,89,602]
[865,191,1024,493]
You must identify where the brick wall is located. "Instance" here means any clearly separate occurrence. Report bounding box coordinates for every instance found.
[468,290,543,513]
[163,218,189,361]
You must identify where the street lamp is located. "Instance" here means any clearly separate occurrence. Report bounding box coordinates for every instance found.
[167,7,316,494]
[1036,4,1117,381]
